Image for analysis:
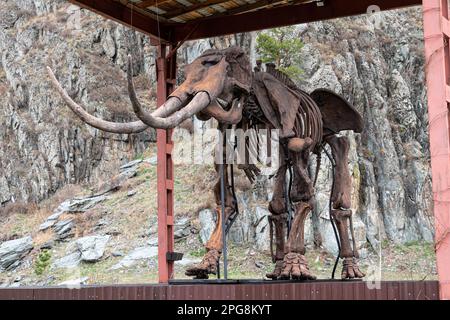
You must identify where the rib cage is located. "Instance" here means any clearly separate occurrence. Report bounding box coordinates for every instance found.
[292,89,323,152]
[237,67,324,167]
[264,67,323,152]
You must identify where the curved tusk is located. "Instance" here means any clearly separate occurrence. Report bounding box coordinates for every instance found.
[47,57,186,134]
[129,87,211,129]
[203,97,244,125]
[47,66,148,134]
[126,55,186,118]
[128,59,212,129]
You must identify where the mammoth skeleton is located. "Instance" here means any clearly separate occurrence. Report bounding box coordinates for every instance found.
[48,46,365,280]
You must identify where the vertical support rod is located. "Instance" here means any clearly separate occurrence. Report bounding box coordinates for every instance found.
[220,163,228,280]
[157,43,177,283]
[422,0,450,300]
[220,128,228,280]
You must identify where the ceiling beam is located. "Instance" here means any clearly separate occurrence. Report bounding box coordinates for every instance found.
[69,0,172,44]
[137,0,172,8]
[169,0,423,42]
[164,0,231,19]
[213,0,287,17]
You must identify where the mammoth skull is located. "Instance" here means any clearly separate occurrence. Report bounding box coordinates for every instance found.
[47,47,252,133]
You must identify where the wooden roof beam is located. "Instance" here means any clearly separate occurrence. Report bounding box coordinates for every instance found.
[164,0,231,20]
[215,0,288,17]
[170,0,422,41]
[137,0,172,8]
[69,0,172,44]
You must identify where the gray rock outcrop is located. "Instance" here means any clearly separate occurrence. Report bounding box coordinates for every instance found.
[198,209,215,244]
[51,235,110,269]
[75,235,110,262]
[110,246,158,270]
[174,217,191,239]
[52,251,81,269]
[0,236,33,271]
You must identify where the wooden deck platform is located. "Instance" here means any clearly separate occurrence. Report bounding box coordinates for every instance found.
[0,280,439,300]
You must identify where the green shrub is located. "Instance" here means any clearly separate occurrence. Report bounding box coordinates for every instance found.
[34,250,52,275]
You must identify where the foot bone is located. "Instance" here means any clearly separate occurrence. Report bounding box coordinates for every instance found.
[341,257,365,279]
[185,249,220,279]
[279,252,316,280]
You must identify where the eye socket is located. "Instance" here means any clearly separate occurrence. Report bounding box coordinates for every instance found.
[201,60,220,67]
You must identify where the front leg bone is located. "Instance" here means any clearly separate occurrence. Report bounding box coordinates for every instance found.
[280,202,316,280]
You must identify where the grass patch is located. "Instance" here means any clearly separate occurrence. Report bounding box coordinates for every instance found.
[189,248,206,258]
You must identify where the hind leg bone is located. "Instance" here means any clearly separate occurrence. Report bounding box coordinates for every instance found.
[325,135,365,279]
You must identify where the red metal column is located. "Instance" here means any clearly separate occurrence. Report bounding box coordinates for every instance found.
[156,44,177,283]
[423,0,450,300]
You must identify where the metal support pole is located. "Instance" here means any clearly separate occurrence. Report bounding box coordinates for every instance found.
[220,128,228,280]
[157,43,177,283]
[422,0,450,300]
[220,163,228,280]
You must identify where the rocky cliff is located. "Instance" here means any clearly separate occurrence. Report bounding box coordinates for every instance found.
[299,8,434,249]
[0,0,155,206]
[1,1,433,253]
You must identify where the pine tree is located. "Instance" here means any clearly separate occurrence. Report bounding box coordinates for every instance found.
[256,26,304,82]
